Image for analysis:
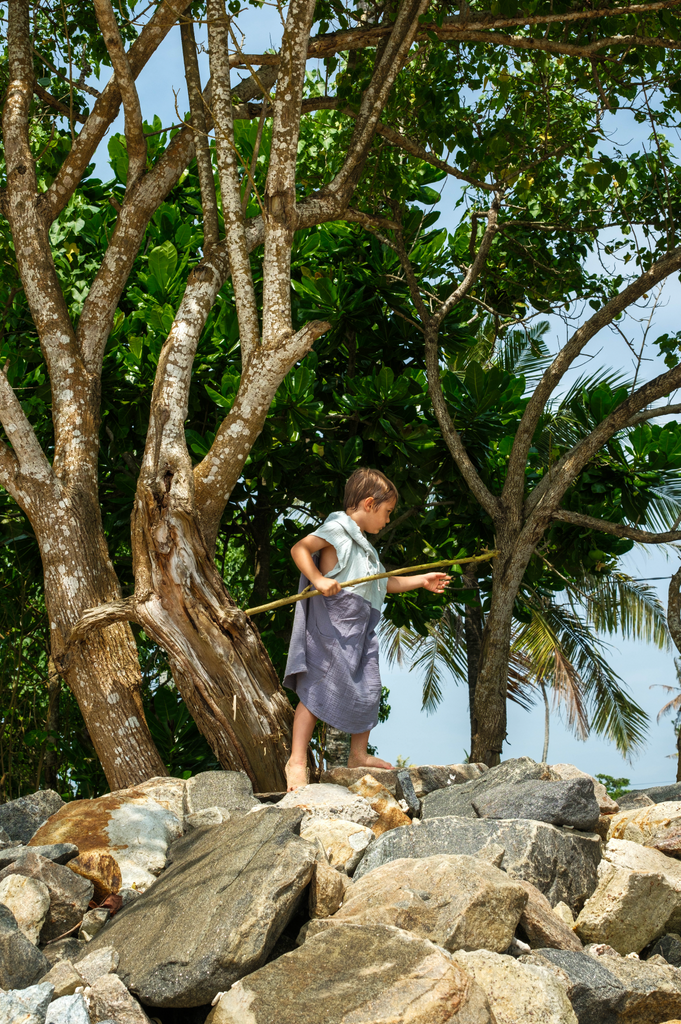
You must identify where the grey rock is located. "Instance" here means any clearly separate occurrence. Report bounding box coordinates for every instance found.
[354,815,601,914]
[0,983,54,1024]
[648,932,681,967]
[422,757,558,820]
[45,993,90,1024]
[86,975,151,1024]
[0,790,64,844]
[0,844,78,871]
[84,808,316,1007]
[0,850,94,943]
[40,960,87,999]
[79,909,110,943]
[626,782,681,804]
[183,770,259,816]
[183,806,232,830]
[75,946,119,986]
[0,903,50,989]
[118,887,141,909]
[394,769,420,816]
[42,937,87,967]
[472,778,601,832]
[206,923,495,1024]
[616,792,655,810]
[535,946,681,1023]
[0,826,13,844]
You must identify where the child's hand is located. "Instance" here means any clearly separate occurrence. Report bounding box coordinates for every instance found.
[315,576,342,597]
[422,572,450,594]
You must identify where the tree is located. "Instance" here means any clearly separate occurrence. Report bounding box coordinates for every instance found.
[3,0,681,788]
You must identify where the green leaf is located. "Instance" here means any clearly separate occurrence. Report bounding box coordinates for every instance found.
[148,241,178,291]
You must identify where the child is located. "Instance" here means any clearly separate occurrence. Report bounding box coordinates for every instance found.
[283,467,450,791]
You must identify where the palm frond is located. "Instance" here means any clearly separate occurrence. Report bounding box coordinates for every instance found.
[581,572,670,650]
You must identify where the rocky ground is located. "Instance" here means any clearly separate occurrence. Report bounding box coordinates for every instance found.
[2,760,681,1022]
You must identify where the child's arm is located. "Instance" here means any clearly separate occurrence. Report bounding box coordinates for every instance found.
[290,535,342,596]
[387,572,450,594]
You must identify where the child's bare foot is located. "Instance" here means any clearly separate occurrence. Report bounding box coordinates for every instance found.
[347,753,395,771]
[284,759,309,791]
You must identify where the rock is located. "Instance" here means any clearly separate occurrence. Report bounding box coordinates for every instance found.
[607,801,681,855]
[320,762,488,799]
[551,765,619,814]
[537,946,681,1023]
[517,880,583,951]
[42,937,87,967]
[67,852,121,903]
[649,934,681,968]
[0,983,54,1024]
[299,818,375,874]
[603,837,681,931]
[40,960,87,998]
[422,757,559,820]
[554,902,576,927]
[74,946,119,986]
[0,844,78,871]
[394,769,420,816]
[347,775,411,835]
[0,790,64,844]
[574,860,676,953]
[45,993,90,1024]
[627,782,681,804]
[278,783,379,828]
[0,851,94,943]
[354,815,601,914]
[0,903,50,988]
[450,949,578,1023]
[472,778,601,832]
[183,807,231,830]
[0,873,51,944]
[308,857,347,918]
[206,922,495,1023]
[29,778,185,892]
[312,853,528,953]
[83,808,316,1007]
[79,909,110,943]
[617,792,655,810]
[85,974,152,1024]
[183,771,259,816]
[118,887,141,908]
[592,815,615,841]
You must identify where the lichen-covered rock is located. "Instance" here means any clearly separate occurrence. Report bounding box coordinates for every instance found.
[347,774,411,835]
[278,783,378,828]
[67,851,121,902]
[308,853,528,953]
[354,815,601,915]
[0,904,50,990]
[574,860,677,953]
[0,851,93,943]
[183,771,259,816]
[607,801,681,853]
[29,778,185,891]
[206,923,495,1024]
[0,872,50,944]
[83,808,316,1007]
[299,818,375,874]
[0,983,54,1024]
[0,790,64,844]
[422,758,559,820]
[450,949,578,1023]
[472,778,600,832]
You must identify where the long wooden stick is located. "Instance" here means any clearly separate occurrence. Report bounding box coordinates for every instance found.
[245,550,498,616]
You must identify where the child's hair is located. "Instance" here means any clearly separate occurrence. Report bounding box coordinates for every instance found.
[344,467,399,511]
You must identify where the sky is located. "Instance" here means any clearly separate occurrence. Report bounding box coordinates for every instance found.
[83,8,681,786]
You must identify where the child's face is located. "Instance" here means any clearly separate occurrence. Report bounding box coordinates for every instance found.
[362,496,396,533]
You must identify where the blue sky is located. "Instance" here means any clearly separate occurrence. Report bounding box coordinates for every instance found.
[84,10,681,784]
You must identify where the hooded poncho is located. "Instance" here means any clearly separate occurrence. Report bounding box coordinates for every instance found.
[283,511,387,734]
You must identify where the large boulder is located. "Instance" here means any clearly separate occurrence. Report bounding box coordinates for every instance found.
[0,850,93,943]
[574,860,677,953]
[29,777,185,890]
[83,807,316,1007]
[0,873,50,944]
[450,949,578,1023]
[624,782,681,804]
[299,817,374,874]
[603,838,681,931]
[422,757,558,820]
[534,946,681,1023]
[0,903,50,989]
[472,778,600,832]
[321,762,488,799]
[551,765,619,814]
[278,783,379,827]
[354,815,601,914]
[607,801,681,854]
[0,983,54,1024]
[206,922,495,1024]
[517,879,583,952]
[182,770,259,816]
[347,775,411,835]
[307,853,528,953]
[0,790,64,844]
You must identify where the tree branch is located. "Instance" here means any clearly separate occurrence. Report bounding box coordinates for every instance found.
[552,508,681,545]
[668,565,681,656]
[68,597,137,645]
[94,0,147,191]
[627,402,681,426]
[34,85,88,123]
[0,369,53,487]
[180,15,219,251]
[433,195,501,327]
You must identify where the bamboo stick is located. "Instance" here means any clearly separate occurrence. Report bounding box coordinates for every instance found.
[245,550,499,616]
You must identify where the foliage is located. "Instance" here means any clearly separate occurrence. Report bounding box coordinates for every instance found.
[596,774,631,800]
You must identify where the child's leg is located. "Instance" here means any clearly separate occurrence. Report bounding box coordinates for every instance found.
[286,701,317,790]
[347,730,395,770]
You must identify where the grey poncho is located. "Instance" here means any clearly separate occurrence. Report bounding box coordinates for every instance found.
[283,512,387,734]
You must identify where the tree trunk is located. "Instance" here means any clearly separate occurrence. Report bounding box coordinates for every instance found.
[43,658,61,790]
[462,565,483,755]
[249,481,274,608]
